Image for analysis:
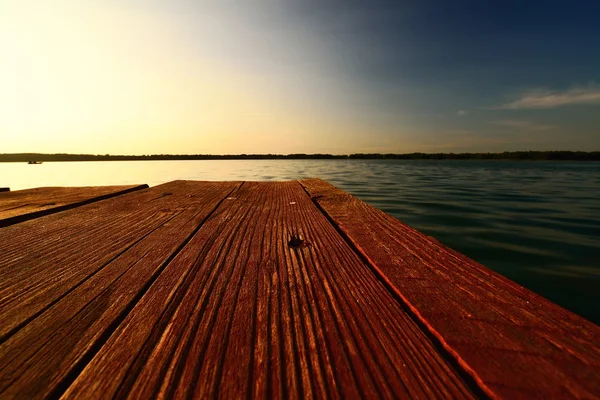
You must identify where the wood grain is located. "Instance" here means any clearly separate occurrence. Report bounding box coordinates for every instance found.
[0,185,148,227]
[2,179,596,399]
[63,181,476,399]
[0,181,240,399]
[300,178,600,399]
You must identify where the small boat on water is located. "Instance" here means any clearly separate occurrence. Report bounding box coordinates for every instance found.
[27,161,43,164]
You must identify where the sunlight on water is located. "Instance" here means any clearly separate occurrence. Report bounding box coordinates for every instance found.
[1,159,599,323]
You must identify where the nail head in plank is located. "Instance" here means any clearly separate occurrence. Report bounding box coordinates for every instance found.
[2,179,598,399]
[63,181,476,399]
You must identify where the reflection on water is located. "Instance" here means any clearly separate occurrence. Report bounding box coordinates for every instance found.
[1,160,599,323]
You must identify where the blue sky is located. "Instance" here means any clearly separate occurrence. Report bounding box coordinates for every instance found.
[1,0,599,154]
[288,1,600,151]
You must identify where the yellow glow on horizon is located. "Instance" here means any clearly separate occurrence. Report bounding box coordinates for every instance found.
[1,2,311,154]
[0,1,419,155]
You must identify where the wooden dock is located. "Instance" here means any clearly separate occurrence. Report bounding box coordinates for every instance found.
[0,185,147,228]
[0,180,598,399]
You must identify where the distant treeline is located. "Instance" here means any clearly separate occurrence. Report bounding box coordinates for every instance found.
[1,151,599,162]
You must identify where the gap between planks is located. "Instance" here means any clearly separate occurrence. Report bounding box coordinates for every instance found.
[299,182,493,400]
[299,178,600,399]
[1,180,538,399]
[45,183,478,396]
[0,185,149,228]
[0,182,241,399]
[47,184,241,399]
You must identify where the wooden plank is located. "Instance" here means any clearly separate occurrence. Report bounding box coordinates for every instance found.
[0,181,238,342]
[62,182,477,399]
[0,185,148,227]
[0,181,240,399]
[300,178,600,399]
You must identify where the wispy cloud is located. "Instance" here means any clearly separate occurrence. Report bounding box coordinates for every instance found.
[456,109,468,116]
[497,85,600,109]
[490,119,557,131]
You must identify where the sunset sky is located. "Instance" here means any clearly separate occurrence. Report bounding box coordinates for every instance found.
[1,1,599,155]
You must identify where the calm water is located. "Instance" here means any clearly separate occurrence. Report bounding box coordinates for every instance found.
[2,160,599,323]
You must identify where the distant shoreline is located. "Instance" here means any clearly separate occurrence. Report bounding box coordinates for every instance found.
[1,151,599,162]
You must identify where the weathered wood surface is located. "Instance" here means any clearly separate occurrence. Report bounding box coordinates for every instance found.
[63,182,475,399]
[0,181,239,398]
[0,185,147,227]
[0,179,598,399]
[300,178,600,399]
[0,181,478,399]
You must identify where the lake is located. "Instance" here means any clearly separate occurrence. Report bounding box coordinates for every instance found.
[2,159,599,324]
